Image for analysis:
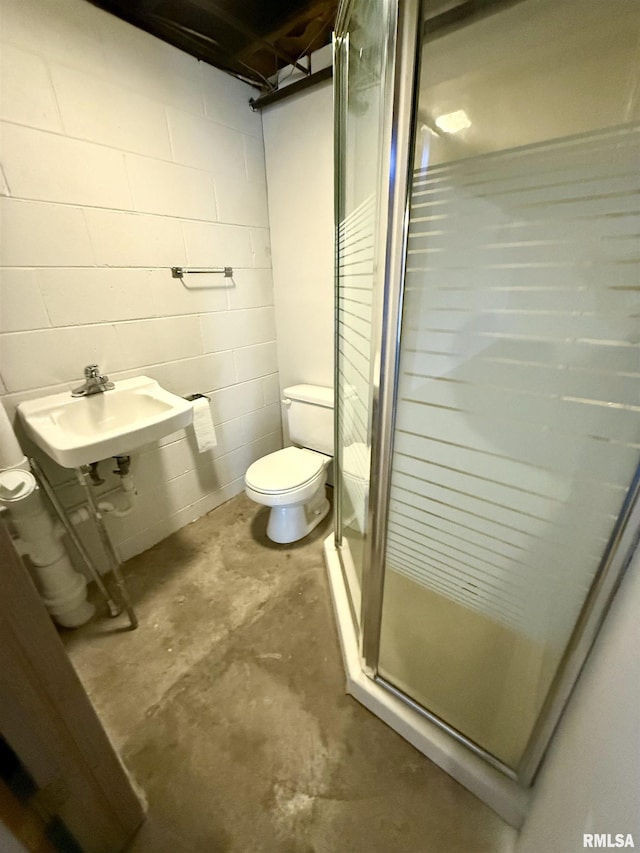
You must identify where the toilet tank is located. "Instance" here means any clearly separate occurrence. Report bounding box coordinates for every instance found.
[283,384,334,456]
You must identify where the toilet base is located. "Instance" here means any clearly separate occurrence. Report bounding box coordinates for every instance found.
[267,489,330,544]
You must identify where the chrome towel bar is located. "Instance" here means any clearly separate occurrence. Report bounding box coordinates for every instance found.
[171,266,233,278]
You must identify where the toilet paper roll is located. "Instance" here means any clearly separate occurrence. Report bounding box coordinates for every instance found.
[192,397,217,452]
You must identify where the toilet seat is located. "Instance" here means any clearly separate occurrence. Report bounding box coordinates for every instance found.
[245,446,326,495]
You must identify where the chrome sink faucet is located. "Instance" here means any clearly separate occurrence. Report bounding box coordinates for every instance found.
[71,364,115,397]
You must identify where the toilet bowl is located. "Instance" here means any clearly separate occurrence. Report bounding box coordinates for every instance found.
[244,383,334,544]
[342,442,370,533]
[245,446,331,543]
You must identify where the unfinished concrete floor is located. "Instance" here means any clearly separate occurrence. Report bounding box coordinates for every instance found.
[62,492,517,853]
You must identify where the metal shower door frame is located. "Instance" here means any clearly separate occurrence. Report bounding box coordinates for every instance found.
[359,0,421,674]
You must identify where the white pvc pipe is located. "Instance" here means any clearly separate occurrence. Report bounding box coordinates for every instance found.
[0,402,28,471]
[0,470,95,628]
[98,472,138,517]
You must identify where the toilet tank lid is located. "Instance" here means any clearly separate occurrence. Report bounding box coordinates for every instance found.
[283,384,334,408]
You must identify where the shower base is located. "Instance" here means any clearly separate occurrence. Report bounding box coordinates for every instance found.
[323,532,531,829]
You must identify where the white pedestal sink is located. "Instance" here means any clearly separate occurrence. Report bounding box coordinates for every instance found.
[18,376,194,468]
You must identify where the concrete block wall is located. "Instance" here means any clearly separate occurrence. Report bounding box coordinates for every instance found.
[262,82,334,396]
[0,0,282,560]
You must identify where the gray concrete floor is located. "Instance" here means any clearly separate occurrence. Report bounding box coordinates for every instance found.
[62,492,517,853]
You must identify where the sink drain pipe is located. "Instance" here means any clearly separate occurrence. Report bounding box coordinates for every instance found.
[97,455,138,518]
[28,456,121,620]
[76,465,138,630]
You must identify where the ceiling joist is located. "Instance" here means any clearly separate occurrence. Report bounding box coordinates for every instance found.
[87,0,337,90]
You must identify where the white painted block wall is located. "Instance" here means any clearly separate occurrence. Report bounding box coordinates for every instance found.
[516,552,640,851]
[262,82,334,396]
[0,0,282,560]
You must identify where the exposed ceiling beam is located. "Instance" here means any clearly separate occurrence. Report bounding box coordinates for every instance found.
[146,14,275,88]
[177,0,312,75]
[85,0,337,90]
[249,64,332,110]
[238,0,335,61]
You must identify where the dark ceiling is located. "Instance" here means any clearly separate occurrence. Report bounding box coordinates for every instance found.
[87,0,338,91]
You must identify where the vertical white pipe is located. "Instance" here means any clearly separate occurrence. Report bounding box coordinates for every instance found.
[0,470,95,628]
[0,402,28,471]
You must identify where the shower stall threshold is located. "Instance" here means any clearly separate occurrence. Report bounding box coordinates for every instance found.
[323,533,531,829]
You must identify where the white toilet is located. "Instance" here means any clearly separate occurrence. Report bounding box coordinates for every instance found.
[342,441,370,533]
[245,384,333,543]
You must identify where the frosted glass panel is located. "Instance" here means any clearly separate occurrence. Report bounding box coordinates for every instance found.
[379,0,640,769]
[335,0,393,614]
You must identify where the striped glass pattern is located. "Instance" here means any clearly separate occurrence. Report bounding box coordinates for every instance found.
[337,192,374,526]
[393,124,639,639]
[335,0,392,608]
[379,122,639,767]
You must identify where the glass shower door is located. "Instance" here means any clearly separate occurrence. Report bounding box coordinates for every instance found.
[377,0,640,775]
[334,0,397,622]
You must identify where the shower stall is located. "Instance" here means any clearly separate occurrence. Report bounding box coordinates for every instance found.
[325,0,640,824]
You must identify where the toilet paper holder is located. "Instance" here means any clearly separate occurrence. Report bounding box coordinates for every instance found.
[185,394,217,452]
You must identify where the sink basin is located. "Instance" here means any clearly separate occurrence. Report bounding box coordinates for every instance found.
[18,376,194,468]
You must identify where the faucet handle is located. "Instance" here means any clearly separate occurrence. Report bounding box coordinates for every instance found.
[71,363,112,396]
